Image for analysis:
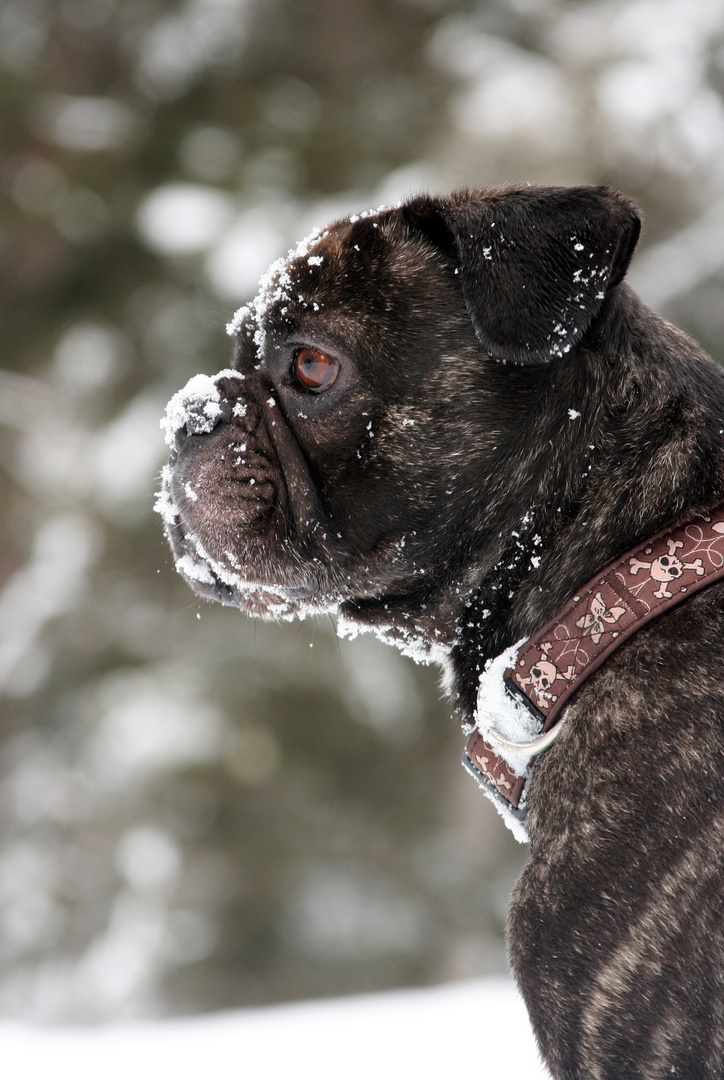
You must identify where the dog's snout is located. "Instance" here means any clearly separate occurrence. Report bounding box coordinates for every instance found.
[169,393,261,459]
[228,397,261,436]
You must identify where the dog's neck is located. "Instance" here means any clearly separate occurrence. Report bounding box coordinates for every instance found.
[342,288,724,729]
[448,288,724,725]
[463,500,724,841]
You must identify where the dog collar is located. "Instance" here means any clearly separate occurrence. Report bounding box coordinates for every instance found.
[463,504,724,842]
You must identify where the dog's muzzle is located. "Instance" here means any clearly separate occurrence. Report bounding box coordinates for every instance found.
[156,369,324,616]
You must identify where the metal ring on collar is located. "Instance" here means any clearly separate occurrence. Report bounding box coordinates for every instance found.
[482,718,565,757]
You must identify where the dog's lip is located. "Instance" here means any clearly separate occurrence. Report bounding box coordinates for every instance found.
[278,583,315,599]
[232,578,317,601]
[177,551,317,605]
[165,500,319,603]
[177,557,317,608]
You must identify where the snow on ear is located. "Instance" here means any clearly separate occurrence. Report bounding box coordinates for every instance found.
[407,186,641,366]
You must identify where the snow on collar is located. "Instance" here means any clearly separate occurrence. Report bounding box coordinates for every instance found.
[464,640,544,843]
[464,504,724,843]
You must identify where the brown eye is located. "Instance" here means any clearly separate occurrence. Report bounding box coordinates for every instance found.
[293,347,339,392]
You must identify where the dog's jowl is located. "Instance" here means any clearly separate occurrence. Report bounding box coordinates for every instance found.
[157,186,724,1080]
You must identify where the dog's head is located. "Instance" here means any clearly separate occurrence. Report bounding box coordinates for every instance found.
[158,186,640,660]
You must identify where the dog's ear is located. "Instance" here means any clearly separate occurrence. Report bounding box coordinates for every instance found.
[403,186,641,365]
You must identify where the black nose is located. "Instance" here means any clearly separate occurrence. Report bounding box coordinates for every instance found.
[171,394,262,456]
[167,400,229,456]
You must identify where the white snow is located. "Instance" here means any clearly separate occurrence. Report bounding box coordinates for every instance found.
[224,200,398,350]
[154,466,176,524]
[175,553,215,585]
[206,207,289,303]
[0,979,549,1080]
[225,223,330,344]
[160,369,241,447]
[476,642,540,766]
[473,640,544,842]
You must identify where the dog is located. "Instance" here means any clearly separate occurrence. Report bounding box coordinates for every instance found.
[157,185,724,1078]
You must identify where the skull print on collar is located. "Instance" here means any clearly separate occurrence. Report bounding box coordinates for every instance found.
[464,504,724,842]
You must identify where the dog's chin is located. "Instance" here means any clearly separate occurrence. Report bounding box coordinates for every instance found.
[160,441,321,618]
[163,509,319,620]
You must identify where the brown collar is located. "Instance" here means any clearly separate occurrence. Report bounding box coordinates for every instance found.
[464,504,724,838]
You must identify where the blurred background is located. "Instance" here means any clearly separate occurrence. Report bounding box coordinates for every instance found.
[1,0,724,1024]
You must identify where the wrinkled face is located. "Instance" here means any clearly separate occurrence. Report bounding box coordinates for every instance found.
[157,186,640,660]
[157,211,503,650]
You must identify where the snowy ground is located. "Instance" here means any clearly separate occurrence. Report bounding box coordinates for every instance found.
[0,978,549,1079]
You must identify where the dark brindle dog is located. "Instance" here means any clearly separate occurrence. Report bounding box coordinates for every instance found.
[158,186,724,1078]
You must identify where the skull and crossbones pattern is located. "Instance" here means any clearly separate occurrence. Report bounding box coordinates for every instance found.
[516,642,576,708]
[473,750,513,793]
[629,538,705,599]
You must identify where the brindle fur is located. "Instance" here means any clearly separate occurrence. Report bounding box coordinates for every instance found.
[163,186,724,1078]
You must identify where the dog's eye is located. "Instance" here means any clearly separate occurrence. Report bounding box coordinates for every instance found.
[293,348,340,393]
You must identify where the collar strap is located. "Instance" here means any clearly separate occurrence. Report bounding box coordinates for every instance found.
[463,504,724,841]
